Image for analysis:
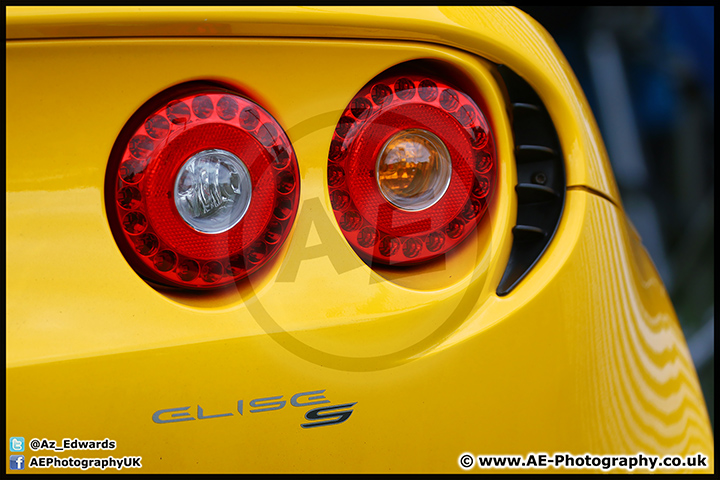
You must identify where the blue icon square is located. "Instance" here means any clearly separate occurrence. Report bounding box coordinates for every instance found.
[9,437,25,452]
[10,455,25,470]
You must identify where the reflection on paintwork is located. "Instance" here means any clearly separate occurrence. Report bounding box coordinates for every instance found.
[429,191,712,467]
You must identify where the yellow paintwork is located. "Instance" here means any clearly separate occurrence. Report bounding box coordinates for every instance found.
[6,7,713,473]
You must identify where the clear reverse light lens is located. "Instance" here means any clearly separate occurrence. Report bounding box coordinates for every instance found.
[174,149,252,233]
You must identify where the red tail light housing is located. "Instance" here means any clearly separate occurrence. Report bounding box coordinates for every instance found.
[327,73,496,265]
[106,84,300,289]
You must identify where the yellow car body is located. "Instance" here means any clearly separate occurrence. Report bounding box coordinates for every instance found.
[6,7,713,473]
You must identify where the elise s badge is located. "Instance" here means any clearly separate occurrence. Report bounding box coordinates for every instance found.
[152,389,357,429]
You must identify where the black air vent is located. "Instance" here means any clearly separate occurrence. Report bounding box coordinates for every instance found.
[496,65,566,296]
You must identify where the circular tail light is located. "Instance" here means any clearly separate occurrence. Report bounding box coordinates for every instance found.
[327,73,496,265]
[106,85,300,289]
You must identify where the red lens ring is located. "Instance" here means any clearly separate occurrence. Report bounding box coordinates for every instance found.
[106,84,300,289]
[327,74,496,265]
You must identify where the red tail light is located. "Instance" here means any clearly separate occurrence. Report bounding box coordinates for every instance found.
[327,73,496,265]
[106,85,300,289]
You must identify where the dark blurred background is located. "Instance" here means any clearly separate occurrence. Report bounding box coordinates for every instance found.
[519,7,714,430]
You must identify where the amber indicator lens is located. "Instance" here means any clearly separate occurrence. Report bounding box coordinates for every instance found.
[376,128,451,211]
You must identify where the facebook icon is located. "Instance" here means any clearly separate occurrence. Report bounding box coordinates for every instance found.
[10,455,25,470]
